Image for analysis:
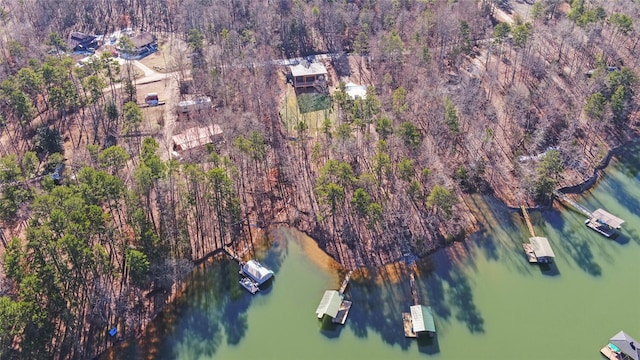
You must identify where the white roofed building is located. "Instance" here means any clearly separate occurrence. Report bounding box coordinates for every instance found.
[290,61,328,89]
[241,260,274,285]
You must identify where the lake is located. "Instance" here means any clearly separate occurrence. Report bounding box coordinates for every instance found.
[105,142,640,360]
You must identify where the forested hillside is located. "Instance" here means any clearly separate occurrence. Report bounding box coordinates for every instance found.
[0,0,638,358]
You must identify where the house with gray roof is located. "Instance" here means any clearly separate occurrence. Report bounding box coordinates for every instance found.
[289,61,327,89]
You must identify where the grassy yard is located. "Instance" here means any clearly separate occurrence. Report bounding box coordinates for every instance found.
[139,37,190,73]
[280,87,336,138]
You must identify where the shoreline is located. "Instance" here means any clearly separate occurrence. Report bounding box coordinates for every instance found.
[97,137,637,359]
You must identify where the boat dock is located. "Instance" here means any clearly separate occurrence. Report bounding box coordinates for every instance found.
[520,207,556,263]
[554,191,624,238]
[315,271,354,325]
[332,300,352,324]
[402,312,416,338]
[600,345,617,360]
[402,268,437,338]
[522,243,537,263]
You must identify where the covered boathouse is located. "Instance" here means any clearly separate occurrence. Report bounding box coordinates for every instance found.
[315,290,352,325]
[601,331,640,360]
[403,305,436,338]
[241,260,274,286]
[316,290,342,320]
[529,236,556,263]
[586,208,625,238]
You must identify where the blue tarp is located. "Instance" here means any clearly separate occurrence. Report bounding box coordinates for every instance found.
[109,328,117,337]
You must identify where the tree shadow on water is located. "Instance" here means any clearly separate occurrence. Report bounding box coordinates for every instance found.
[417,334,440,355]
[543,209,602,277]
[538,261,560,276]
[319,316,343,339]
[345,271,413,351]
[421,251,485,334]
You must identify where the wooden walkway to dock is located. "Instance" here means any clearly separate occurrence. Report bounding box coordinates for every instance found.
[339,271,353,294]
[223,246,244,267]
[409,271,419,306]
[520,206,536,237]
[553,191,593,217]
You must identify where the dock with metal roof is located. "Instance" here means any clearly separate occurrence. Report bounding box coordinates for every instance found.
[403,305,436,338]
[315,271,354,325]
[520,207,556,264]
[554,191,624,238]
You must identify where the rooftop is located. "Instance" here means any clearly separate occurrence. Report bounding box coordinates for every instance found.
[315,290,343,319]
[290,61,328,77]
[410,305,436,333]
[529,236,555,258]
[241,260,274,285]
[172,124,223,151]
[592,209,624,229]
[610,331,640,360]
[344,82,367,100]
[130,32,156,49]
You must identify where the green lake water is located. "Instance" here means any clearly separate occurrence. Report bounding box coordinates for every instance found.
[107,143,640,360]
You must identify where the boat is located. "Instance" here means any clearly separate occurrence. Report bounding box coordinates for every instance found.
[239,277,260,294]
[585,218,616,238]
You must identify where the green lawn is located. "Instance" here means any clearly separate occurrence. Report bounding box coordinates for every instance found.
[280,87,336,138]
[296,92,331,113]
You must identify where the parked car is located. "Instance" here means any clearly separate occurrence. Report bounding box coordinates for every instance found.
[51,163,65,185]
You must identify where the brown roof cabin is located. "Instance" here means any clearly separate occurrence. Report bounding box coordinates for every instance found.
[127,32,157,56]
[289,61,328,89]
[172,124,223,152]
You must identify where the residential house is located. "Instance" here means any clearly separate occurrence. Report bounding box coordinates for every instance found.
[290,61,328,89]
[172,124,223,152]
[68,32,99,52]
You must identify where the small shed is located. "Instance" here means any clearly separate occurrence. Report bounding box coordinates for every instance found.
[241,260,274,285]
[315,290,343,319]
[290,61,328,88]
[592,209,624,229]
[609,331,640,360]
[529,236,555,261]
[410,305,436,335]
[172,124,223,151]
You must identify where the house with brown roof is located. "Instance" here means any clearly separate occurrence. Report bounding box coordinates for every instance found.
[172,124,223,152]
[119,32,157,58]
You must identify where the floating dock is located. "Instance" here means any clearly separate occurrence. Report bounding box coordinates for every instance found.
[522,243,537,263]
[600,345,617,360]
[402,312,416,338]
[332,300,352,324]
[554,191,624,238]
